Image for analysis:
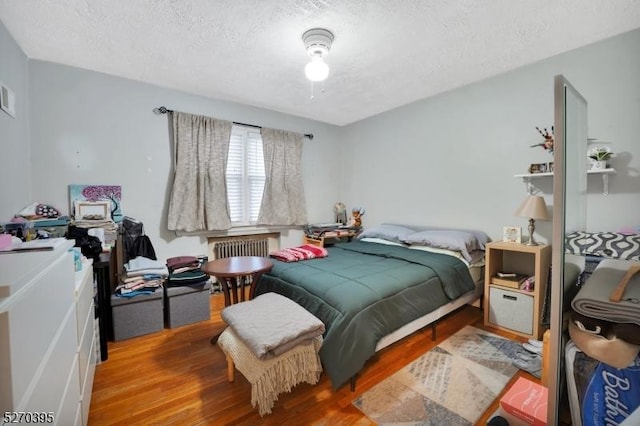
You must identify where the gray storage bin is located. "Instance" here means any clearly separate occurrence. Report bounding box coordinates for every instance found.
[489,286,534,335]
[111,291,164,341]
[164,281,211,328]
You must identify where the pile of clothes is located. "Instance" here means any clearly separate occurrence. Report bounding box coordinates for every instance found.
[115,256,168,298]
[166,255,209,288]
[511,338,544,379]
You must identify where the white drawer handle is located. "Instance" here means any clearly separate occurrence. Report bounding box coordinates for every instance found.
[503,294,517,301]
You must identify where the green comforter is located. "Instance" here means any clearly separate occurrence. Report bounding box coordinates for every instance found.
[254,241,476,389]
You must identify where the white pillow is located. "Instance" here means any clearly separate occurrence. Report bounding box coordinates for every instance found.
[356,224,415,243]
[360,237,405,247]
[409,245,485,266]
[402,229,484,263]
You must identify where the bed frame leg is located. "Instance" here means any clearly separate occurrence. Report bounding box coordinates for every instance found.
[350,375,357,392]
[431,322,437,341]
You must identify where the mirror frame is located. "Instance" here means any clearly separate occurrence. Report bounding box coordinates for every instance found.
[548,75,588,424]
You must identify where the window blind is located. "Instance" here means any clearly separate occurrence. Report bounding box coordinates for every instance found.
[226,126,265,225]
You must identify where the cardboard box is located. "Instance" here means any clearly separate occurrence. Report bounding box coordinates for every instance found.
[500,377,548,425]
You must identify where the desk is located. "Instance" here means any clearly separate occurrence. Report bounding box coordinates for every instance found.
[202,256,273,343]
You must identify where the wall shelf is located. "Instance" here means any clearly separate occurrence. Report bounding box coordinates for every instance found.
[514,168,616,195]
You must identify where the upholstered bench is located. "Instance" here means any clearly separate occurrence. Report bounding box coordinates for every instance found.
[216,292,325,416]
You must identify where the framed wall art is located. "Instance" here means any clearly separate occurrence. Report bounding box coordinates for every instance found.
[69,184,123,222]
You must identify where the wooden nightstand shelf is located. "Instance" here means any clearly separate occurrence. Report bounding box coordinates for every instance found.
[303,229,357,247]
[483,241,552,340]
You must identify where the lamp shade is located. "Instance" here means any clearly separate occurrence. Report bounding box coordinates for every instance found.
[305,56,330,82]
[514,195,550,220]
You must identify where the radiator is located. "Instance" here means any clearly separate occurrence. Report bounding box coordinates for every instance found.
[211,237,270,259]
[207,235,276,293]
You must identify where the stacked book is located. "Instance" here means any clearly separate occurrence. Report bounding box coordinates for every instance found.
[491,272,528,289]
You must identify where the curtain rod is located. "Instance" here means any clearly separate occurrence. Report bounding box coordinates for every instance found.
[154,106,314,140]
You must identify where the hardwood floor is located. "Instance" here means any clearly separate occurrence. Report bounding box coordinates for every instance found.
[88,293,539,425]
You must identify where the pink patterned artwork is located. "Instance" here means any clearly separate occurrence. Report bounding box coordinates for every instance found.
[69,184,123,222]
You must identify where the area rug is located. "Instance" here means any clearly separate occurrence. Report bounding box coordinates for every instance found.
[352,325,522,425]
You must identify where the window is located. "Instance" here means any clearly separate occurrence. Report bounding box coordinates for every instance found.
[226,125,265,225]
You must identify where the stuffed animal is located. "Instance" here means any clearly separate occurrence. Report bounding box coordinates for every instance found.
[349,207,365,228]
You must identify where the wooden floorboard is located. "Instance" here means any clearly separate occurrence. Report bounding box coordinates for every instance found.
[88,292,540,425]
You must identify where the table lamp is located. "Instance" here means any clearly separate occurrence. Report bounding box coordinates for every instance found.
[514,195,549,246]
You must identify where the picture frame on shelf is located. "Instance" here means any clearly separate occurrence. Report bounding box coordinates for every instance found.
[503,226,522,243]
[547,162,554,172]
[74,200,111,221]
[528,163,547,174]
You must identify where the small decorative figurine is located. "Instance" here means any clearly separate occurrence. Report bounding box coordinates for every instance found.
[349,207,365,228]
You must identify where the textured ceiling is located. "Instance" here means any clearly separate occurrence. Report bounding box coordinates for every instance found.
[1,1,639,126]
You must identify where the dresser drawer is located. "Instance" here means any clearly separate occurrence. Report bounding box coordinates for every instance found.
[75,266,94,342]
[488,286,533,335]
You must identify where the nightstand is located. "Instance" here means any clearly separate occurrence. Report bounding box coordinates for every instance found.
[483,241,551,339]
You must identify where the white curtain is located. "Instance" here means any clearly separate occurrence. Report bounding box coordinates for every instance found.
[258,128,308,225]
[167,112,233,231]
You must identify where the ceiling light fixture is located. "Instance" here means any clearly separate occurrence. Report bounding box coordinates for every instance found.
[302,28,334,99]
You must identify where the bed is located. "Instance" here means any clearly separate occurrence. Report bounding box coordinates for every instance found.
[253,224,488,389]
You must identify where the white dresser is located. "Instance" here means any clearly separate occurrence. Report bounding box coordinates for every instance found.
[75,257,96,425]
[0,241,96,425]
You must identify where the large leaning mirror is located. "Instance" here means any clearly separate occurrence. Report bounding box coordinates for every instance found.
[548,75,588,424]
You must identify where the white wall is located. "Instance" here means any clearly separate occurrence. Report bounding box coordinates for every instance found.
[0,21,31,220]
[26,61,342,260]
[341,28,640,243]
